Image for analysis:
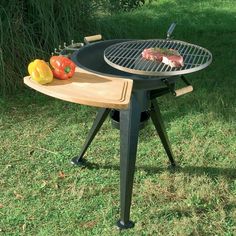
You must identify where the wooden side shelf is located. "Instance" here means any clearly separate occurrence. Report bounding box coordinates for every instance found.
[24,67,133,109]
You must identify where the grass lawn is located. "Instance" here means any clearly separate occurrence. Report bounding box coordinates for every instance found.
[1,0,236,235]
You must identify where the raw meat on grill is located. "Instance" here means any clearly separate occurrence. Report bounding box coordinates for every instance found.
[162,54,184,68]
[141,48,184,68]
[141,48,163,62]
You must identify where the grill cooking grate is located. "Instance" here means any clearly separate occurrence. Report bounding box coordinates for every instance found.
[104,39,212,76]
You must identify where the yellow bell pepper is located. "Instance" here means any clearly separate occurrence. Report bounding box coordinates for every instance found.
[28,59,53,84]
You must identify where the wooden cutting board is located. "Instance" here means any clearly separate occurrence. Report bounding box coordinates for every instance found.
[24,66,133,109]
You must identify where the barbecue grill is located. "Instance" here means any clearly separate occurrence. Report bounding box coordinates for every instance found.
[70,24,212,229]
[24,23,212,230]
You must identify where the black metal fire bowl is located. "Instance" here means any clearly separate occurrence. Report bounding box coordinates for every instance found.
[71,39,178,91]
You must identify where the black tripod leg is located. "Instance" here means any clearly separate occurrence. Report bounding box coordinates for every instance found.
[149,99,176,167]
[71,108,110,165]
[117,95,141,230]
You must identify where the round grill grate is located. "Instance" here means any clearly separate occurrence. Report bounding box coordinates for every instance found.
[104,39,212,76]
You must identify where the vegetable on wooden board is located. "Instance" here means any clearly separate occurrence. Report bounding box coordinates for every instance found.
[28,59,53,84]
[50,56,76,80]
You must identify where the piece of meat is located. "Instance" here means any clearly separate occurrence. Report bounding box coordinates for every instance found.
[162,54,184,68]
[141,48,163,62]
[141,48,184,68]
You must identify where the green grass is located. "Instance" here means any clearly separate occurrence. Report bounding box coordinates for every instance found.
[1,0,236,235]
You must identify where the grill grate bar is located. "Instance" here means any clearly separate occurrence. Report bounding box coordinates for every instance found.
[125,46,145,65]
[180,46,197,70]
[179,44,196,70]
[185,47,202,69]
[189,50,204,69]
[111,41,149,67]
[121,40,161,69]
[111,42,140,65]
[195,50,207,67]
[105,43,126,57]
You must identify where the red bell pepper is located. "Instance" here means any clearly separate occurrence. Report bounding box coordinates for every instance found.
[50,56,76,80]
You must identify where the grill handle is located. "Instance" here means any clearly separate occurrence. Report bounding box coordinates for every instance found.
[84,34,102,44]
[174,85,193,97]
[167,23,176,39]
[163,75,193,97]
[174,76,193,97]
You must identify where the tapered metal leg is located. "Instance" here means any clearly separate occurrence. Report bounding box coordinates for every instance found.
[117,95,141,229]
[71,108,110,165]
[150,99,176,166]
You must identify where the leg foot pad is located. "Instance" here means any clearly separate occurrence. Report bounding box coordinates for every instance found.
[168,162,180,172]
[116,220,135,230]
[71,157,87,166]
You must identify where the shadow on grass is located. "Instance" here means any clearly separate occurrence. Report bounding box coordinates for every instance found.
[0,89,98,125]
[78,160,236,180]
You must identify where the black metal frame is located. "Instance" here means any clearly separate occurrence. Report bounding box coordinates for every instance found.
[71,90,176,229]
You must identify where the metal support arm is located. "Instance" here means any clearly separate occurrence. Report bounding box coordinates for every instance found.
[149,99,176,167]
[71,108,110,165]
[117,94,141,229]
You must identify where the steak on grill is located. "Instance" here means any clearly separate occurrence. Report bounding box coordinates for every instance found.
[141,48,184,68]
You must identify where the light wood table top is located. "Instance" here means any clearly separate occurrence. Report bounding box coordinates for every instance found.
[24,66,133,109]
